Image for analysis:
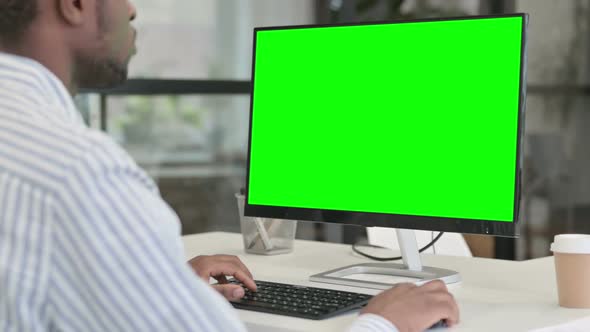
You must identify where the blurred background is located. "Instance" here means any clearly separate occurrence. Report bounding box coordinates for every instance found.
[78,0,590,261]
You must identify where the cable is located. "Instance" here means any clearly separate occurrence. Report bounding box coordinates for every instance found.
[352,232,445,262]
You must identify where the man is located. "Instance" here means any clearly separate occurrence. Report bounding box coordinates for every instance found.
[0,0,459,331]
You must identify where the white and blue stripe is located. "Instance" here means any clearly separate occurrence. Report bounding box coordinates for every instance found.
[0,52,247,332]
[0,52,397,332]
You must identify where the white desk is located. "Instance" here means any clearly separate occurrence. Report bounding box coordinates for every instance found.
[182,232,590,332]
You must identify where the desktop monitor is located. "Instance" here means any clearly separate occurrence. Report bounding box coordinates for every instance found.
[245,14,527,289]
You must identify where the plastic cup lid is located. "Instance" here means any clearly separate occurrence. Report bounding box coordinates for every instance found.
[550,234,590,254]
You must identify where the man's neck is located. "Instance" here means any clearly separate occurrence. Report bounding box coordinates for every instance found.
[0,30,75,95]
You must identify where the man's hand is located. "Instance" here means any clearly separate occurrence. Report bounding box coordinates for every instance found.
[188,255,257,301]
[361,280,459,332]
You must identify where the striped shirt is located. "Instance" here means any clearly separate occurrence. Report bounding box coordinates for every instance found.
[0,52,397,332]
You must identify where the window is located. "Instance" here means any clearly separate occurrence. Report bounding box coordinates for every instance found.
[81,0,315,235]
[517,0,590,259]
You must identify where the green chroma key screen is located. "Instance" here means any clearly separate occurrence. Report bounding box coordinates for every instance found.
[247,16,524,223]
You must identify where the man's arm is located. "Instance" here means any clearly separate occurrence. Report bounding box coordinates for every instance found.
[352,281,460,332]
[49,140,247,332]
[348,314,400,332]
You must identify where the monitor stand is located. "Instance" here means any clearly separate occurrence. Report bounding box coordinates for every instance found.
[309,229,461,290]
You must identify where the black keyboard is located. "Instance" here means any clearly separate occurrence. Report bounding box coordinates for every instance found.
[227,279,373,320]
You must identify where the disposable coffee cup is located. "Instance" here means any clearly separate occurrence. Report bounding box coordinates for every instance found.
[550,234,590,308]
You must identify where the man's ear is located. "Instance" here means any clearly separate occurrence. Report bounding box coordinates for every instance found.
[57,0,87,26]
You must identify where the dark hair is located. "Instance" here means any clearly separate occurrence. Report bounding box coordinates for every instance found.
[0,0,38,43]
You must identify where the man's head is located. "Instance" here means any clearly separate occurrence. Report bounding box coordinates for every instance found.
[0,0,137,92]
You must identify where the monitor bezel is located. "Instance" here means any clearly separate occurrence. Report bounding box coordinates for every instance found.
[245,13,528,237]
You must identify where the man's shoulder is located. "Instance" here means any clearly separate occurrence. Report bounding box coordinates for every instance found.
[0,109,140,192]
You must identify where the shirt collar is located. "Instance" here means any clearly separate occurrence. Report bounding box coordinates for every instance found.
[0,52,83,124]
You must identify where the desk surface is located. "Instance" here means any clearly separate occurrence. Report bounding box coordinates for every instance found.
[182,232,590,332]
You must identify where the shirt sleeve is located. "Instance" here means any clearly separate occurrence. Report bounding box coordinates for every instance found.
[49,138,247,332]
[347,314,400,332]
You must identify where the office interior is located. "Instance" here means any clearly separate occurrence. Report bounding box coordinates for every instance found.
[79,0,590,261]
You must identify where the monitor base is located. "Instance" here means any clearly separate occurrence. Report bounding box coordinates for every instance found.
[309,229,461,290]
[309,262,461,290]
